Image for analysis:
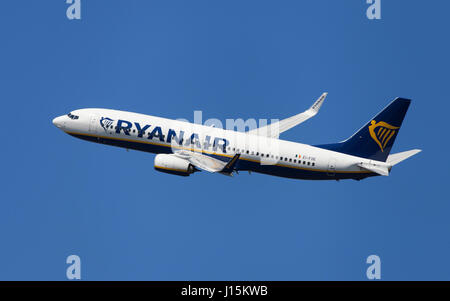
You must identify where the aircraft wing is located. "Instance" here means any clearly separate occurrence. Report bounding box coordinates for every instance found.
[174,151,240,175]
[247,92,327,138]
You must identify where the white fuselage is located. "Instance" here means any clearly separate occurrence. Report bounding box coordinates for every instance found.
[53,108,381,180]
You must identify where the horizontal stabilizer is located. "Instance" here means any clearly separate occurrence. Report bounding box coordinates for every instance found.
[386,149,422,166]
[357,162,390,176]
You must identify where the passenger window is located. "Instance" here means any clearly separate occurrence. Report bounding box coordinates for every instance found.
[312,162,315,166]
[289,158,292,162]
[294,159,297,163]
[303,161,306,164]
[307,162,310,166]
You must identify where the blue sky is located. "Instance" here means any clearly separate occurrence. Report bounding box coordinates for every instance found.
[0,1,449,280]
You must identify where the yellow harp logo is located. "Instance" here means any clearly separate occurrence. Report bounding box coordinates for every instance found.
[368,120,399,152]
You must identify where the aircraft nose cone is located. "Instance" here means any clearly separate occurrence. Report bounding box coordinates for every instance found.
[52,116,65,128]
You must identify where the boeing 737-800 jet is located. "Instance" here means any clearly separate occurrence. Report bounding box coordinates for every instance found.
[52,94,420,180]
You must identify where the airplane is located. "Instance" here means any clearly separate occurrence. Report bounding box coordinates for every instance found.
[52,94,421,181]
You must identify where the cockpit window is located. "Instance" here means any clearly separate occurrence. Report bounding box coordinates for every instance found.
[67,113,79,120]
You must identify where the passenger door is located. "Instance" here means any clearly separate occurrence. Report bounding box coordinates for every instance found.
[89,115,98,133]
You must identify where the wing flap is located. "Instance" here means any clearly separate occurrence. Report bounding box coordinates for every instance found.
[174,151,226,172]
[174,151,240,175]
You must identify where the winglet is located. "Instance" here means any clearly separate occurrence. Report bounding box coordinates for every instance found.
[221,154,240,175]
[309,92,327,114]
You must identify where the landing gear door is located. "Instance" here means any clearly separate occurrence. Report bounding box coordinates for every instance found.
[89,115,98,133]
[327,158,336,176]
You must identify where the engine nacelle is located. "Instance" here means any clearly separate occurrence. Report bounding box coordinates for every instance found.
[154,154,197,176]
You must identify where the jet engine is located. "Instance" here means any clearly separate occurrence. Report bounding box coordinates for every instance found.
[154,154,198,176]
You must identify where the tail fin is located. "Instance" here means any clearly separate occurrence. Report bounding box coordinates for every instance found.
[316,97,411,162]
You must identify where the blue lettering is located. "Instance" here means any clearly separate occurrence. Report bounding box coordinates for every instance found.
[166,129,184,145]
[188,133,202,149]
[134,122,151,138]
[148,126,165,141]
[213,138,229,153]
[116,120,132,135]
[203,135,212,150]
